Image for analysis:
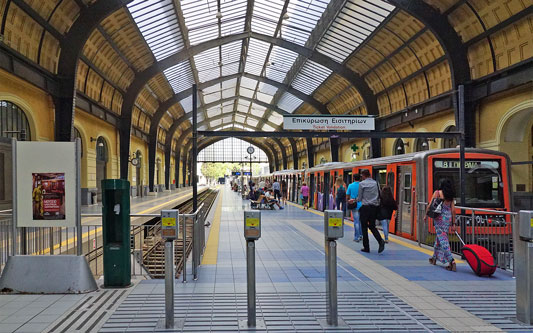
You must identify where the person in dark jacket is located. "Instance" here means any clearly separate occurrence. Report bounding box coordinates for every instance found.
[378,186,398,243]
[335,176,347,218]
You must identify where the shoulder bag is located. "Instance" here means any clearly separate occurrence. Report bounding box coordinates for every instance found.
[426,191,443,218]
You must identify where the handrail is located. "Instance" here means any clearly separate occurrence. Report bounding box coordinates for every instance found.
[80,204,205,219]
[417,202,518,216]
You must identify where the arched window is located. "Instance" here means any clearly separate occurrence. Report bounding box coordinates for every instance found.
[442,126,458,148]
[96,137,108,162]
[415,138,429,152]
[0,100,30,141]
[394,139,405,155]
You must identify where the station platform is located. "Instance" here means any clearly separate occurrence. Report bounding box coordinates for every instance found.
[0,184,530,332]
[81,186,207,225]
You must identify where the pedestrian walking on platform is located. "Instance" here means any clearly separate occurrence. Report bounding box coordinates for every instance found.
[358,170,385,253]
[427,179,457,271]
[335,176,347,219]
[301,183,310,210]
[281,179,288,205]
[273,179,281,202]
[347,174,362,242]
[378,186,397,243]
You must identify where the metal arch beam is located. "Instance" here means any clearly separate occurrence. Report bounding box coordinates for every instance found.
[271,138,287,170]
[54,0,132,141]
[120,31,379,178]
[386,0,472,146]
[306,137,314,168]
[289,139,299,169]
[386,0,470,86]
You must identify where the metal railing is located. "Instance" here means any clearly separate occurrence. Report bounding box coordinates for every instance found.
[418,202,516,272]
[0,205,207,279]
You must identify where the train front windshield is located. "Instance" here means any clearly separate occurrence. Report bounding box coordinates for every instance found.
[432,159,504,208]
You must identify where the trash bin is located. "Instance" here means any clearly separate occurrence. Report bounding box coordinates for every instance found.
[102,179,131,287]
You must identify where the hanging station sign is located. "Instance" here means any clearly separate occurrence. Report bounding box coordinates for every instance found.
[283,115,375,131]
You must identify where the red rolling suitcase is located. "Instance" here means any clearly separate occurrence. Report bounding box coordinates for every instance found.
[455,231,497,277]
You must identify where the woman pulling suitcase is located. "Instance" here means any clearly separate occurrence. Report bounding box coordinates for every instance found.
[426,179,457,272]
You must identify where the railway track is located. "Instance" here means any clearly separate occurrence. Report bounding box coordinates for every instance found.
[141,189,218,278]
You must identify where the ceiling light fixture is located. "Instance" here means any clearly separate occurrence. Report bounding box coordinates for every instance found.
[283,12,289,20]
[215,11,222,19]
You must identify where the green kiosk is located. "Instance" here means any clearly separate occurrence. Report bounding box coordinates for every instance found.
[102,179,131,287]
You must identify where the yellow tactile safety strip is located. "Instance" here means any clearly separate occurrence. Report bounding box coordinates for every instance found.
[201,190,223,265]
[36,191,197,255]
[285,201,463,263]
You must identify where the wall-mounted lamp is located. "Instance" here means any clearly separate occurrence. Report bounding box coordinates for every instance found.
[90,137,104,147]
[404,141,410,147]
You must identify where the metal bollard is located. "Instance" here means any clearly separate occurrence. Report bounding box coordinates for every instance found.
[320,210,347,328]
[239,211,265,329]
[247,240,256,327]
[164,240,174,329]
[326,240,338,326]
[516,210,533,324]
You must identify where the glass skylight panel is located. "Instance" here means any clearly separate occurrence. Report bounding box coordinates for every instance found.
[222,102,234,113]
[179,95,193,113]
[258,82,278,95]
[204,91,221,104]
[251,0,285,36]
[220,0,247,35]
[281,0,330,46]
[269,113,283,125]
[127,0,184,60]
[222,62,240,76]
[194,47,220,83]
[266,46,299,83]
[247,117,259,127]
[207,108,222,117]
[222,115,233,124]
[291,60,332,94]
[198,124,208,131]
[164,61,195,94]
[210,119,222,127]
[256,92,274,104]
[245,39,270,76]
[262,124,275,131]
[181,0,218,45]
[240,87,255,99]
[235,115,246,123]
[278,92,303,113]
[222,86,236,99]
[316,0,393,63]
[237,100,250,113]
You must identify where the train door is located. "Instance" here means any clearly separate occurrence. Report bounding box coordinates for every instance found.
[397,165,414,238]
[323,172,330,211]
[386,165,398,234]
[309,173,315,207]
[373,166,387,189]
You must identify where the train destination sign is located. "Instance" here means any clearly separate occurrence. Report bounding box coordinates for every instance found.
[283,115,375,131]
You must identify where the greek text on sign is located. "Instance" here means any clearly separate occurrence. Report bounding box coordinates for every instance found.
[283,115,375,131]
[246,217,259,227]
[162,217,176,227]
[328,218,342,227]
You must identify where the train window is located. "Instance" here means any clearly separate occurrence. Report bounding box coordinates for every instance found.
[387,172,395,188]
[404,174,411,203]
[433,159,504,208]
[375,168,387,189]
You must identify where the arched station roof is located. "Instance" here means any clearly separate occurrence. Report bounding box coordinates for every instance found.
[1,0,531,177]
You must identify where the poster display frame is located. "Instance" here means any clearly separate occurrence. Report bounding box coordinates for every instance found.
[11,139,82,255]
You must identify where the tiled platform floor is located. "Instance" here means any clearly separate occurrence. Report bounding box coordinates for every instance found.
[1,184,530,332]
[96,185,528,332]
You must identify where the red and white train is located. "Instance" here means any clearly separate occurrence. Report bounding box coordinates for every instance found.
[257,148,512,244]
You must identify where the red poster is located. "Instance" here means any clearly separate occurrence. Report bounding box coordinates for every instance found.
[32,173,65,220]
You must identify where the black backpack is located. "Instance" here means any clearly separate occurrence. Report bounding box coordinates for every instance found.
[337,186,346,199]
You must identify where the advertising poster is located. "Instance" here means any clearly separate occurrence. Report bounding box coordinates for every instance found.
[32,173,65,220]
[16,141,78,228]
